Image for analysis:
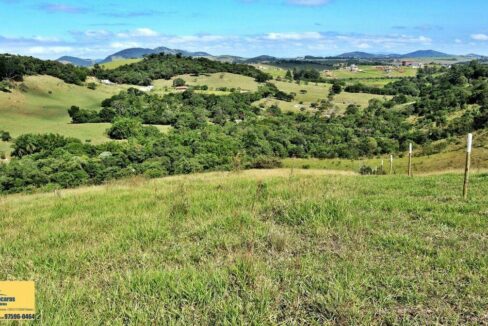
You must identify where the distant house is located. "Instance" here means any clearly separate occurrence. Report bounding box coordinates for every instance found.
[347,64,359,72]
[402,61,424,68]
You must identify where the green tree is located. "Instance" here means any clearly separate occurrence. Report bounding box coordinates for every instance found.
[173,78,186,87]
[107,118,143,140]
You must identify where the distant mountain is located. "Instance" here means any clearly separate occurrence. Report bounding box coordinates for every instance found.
[336,51,387,59]
[215,55,245,63]
[57,47,216,66]
[57,56,98,67]
[246,55,278,63]
[101,48,156,63]
[100,47,214,64]
[401,50,451,58]
[463,53,486,59]
[334,50,452,59]
[57,47,481,67]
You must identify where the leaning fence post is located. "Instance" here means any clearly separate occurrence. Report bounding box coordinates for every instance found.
[408,143,413,177]
[463,133,473,200]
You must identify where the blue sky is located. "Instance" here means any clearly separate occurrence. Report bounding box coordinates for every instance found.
[1,0,488,59]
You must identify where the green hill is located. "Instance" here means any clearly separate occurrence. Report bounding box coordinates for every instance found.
[1,169,487,324]
[0,76,130,155]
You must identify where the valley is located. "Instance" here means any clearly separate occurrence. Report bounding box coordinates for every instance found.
[1,46,487,324]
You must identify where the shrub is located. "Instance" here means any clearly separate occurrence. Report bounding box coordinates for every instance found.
[107,117,143,140]
[0,130,12,142]
[359,165,375,175]
[250,156,283,169]
[87,82,97,90]
[173,78,186,87]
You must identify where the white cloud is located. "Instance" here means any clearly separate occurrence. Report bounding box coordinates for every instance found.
[117,28,159,38]
[356,43,370,49]
[27,46,74,54]
[265,32,322,40]
[471,33,488,41]
[0,27,453,59]
[110,42,140,49]
[133,28,159,37]
[33,36,61,42]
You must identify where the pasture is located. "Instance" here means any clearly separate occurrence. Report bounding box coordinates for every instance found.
[0,76,132,154]
[1,169,487,324]
[324,65,417,80]
[258,80,390,112]
[152,73,260,93]
[100,58,143,70]
[284,131,488,173]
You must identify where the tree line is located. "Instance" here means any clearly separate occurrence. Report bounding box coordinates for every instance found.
[0,54,88,85]
[92,53,272,85]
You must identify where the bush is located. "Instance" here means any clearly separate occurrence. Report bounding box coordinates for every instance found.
[250,156,283,169]
[107,118,143,140]
[0,130,12,142]
[173,78,186,87]
[87,82,97,90]
[359,165,375,175]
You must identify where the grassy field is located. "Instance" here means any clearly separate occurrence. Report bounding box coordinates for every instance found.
[283,149,488,174]
[1,169,487,324]
[284,131,488,174]
[152,73,260,94]
[0,76,133,155]
[100,58,143,70]
[0,76,173,156]
[324,65,418,80]
[252,64,287,79]
[257,80,390,112]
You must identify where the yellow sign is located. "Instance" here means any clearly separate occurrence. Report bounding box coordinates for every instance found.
[0,281,35,321]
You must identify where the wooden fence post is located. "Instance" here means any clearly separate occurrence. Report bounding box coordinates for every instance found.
[389,155,393,175]
[408,143,413,177]
[463,133,473,200]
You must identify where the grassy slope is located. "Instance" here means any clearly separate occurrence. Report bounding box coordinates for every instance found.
[251,64,287,79]
[284,131,488,174]
[0,76,131,154]
[100,58,143,69]
[257,80,390,112]
[1,169,487,324]
[152,73,260,93]
[324,65,417,79]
